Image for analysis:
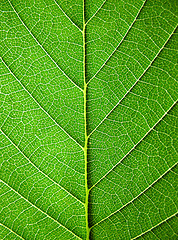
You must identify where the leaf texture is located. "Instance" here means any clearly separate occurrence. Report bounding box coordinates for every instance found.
[0,0,177,239]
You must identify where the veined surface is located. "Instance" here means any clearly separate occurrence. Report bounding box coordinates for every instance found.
[0,0,177,239]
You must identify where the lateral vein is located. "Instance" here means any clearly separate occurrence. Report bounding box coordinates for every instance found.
[7,0,83,92]
[0,128,84,205]
[85,0,107,26]
[90,162,177,229]
[0,223,25,240]
[53,0,82,32]
[86,0,147,85]
[132,213,178,239]
[0,180,83,240]
[89,101,177,191]
[88,26,177,138]
[1,57,83,150]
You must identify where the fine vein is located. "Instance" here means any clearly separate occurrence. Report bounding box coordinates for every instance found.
[1,180,82,240]
[90,161,177,229]
[0,128,84,205]
[0,223,25,240]
[89,101,177,191]
[8,0,83,92]
[54,0,82,32]
[1,57,83,150]
[86,0,147,85]
[88,25,177,138]
[132,213,177,240]
[85,0,107,26]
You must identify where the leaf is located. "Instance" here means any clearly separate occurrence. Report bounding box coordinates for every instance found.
[0,0,177,239]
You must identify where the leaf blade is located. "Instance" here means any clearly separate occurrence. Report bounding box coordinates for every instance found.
[0,0,177,239]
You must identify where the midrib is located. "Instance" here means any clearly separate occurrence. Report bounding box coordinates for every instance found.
[83,1,90,239]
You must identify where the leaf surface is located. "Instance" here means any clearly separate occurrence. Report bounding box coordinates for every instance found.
[0,0,177,239]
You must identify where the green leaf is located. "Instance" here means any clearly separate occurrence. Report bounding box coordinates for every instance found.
[0,0,177,239]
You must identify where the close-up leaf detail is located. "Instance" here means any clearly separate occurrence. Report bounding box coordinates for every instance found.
[0,0,177,239]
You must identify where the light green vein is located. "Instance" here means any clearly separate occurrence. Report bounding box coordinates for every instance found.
[90,161,177,229]
[89,101,177,191]
[132,213,178,240]
[7,0,83,92]
[88,26,177,138]
[0,180,83,240]
[0,128,84,205]
[83,1,90,239]
[85,0,107,26]
[1,57,83,150]
[86,0,147,85]
[0,223,25,240]
[54,0,82,32]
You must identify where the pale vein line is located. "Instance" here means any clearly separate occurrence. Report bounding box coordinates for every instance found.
[88,25,177,138]
[132,213,177,240]
[0,128,84,205]
[0,223,25,240]
[0,180,82,240]
[1,57,83,149]
[83,1,90,239]
[89,101,177,191]
[7,0,83,92]
[85,0,107,26]
[90,161,177,229]
[150,232,160,240]
[86,0,147,85]
[53,0,82,32]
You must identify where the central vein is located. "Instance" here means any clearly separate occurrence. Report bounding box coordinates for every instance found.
[83,1,90,239]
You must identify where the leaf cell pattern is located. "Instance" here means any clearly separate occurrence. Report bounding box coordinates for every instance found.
[0,0,177,239]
